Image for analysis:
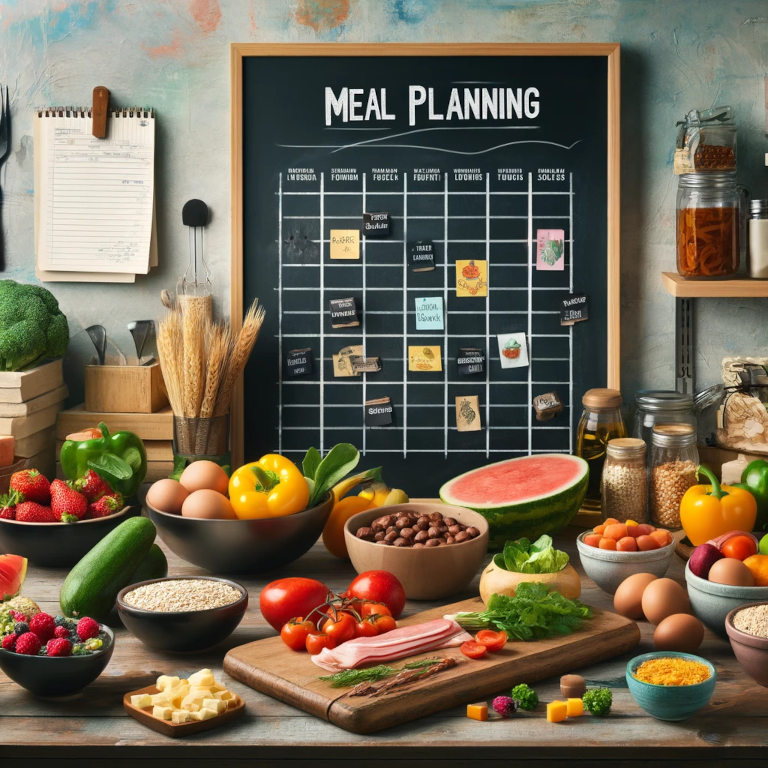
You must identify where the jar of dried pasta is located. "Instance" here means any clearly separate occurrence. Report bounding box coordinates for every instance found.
[601,438,647,523]
[649,424,698,528]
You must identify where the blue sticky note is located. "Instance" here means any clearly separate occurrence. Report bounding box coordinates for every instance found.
[415,296,444,330]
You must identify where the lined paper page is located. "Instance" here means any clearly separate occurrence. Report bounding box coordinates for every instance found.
[35,111,154,274]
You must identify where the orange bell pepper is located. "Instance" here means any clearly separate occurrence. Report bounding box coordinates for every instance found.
[680,465,757,546]
[228,454,310,519]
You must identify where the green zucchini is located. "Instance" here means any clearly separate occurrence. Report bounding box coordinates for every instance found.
[59,516,156,621]
[127,543,168,585]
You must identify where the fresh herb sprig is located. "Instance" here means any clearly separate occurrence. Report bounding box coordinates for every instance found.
[303,443,363,507]
[319,658,442,688]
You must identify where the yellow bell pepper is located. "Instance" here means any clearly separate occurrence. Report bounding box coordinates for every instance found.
[228,454,310,519]
[680,465,757,546]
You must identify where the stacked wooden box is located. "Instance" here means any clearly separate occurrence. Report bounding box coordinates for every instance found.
[0,360,67,485]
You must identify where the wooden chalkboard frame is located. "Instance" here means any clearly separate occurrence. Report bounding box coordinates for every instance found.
[230,42,620,468]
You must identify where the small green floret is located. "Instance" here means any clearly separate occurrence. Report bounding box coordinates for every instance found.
[511,683,538,711]
[582,687,612,716]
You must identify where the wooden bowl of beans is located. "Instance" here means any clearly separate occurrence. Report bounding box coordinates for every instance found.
[344,503,489,600]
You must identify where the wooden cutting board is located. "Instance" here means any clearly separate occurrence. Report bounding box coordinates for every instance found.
[223,597,640,734]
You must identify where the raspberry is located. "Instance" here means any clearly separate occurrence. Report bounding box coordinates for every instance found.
[15,632,42,655]
[76,617,100,641]
[53,625,70,639]
[29,612,56,642]
[1,633,17,651]
[10,610,26,622]
[46,638,72,657]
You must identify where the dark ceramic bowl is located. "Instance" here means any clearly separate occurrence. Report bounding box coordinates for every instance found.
[725,602,768,687]
[0,506,137,568]
[116,576,248,652]
[0,625,114,696]
[146,493,334,573]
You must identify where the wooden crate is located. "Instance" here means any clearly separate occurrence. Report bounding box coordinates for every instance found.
[57,406,174,441]
[84,363,168,414]
[0,360,63,404]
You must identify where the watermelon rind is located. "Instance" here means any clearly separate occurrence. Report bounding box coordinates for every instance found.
[439,454,589,549]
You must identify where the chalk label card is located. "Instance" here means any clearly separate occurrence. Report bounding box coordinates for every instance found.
[329,297,360,328]
[285,348,313,377]
[330,229,360,259]
[533,391,564,422]
[560,293,589,326]
[497,332,529,369]
[362,212,391,238]
[408,345,442,372]
[414,296,444,331]
[536,229,565,271]
[457,347,485,376]
[408,240,436,272]
[456,395,482,432]
[350,355,382,374]
[365,396,393,426]
[332,345,364,377]
[456,260,488,297]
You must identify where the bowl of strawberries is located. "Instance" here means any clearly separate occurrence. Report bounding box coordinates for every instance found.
[0,468,135,567]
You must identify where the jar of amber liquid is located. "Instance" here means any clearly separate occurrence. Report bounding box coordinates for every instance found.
[676,171,740,277]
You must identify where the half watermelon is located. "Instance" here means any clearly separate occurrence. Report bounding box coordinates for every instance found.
[0,554,28,601]
[439,454,589,549]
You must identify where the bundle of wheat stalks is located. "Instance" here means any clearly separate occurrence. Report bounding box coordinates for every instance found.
[157,299,265,419]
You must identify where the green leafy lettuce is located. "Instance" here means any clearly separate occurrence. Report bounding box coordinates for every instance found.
[492,535,569,574]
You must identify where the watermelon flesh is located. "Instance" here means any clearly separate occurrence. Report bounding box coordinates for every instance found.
[0,554,28,601]
[439,454,589,549]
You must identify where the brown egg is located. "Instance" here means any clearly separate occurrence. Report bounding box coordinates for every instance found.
[640,577,691,625]
[181,489,237,520]
[179,460,229,494]
[146,478,189,515]
[653,613,705,653]
[708,557,755,586]
[613,572,659,619]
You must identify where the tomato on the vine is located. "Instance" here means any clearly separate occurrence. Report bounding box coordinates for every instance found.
[280,617,314,651]
[474,629,508,652]
[322,611,356,644]
[305,632,335,655]
[359,601,392,619]
[346,571,406,618]
[259,577,329,632]
[370,614,397,634]
[355,616,380,637]
[460,640,488,659]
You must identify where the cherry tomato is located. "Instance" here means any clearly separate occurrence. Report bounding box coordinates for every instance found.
[259,577,330,632]
[346,571,407,618]
[474,629,507,652]
[460,640,488,659]
[359,601,392,619]
[322,611,356,644]
[370,613,397,634]
[355,616,380,637]
[721,534,758,561]
[280,618,314,651]
[305,632,335,655]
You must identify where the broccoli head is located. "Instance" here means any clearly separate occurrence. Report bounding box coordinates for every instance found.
[582,687,612,716]
[0,280,69,371]
[511,682,539,711]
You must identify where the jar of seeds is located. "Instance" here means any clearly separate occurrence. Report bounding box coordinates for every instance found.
[649,424,699,528]
[601,438,647,523]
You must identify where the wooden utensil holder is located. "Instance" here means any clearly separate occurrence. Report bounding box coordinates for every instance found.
[85,363,168,414]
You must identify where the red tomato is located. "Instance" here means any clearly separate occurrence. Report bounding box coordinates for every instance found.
[323,611,356,644]
[259,577,330,632]
[371,614,397,634]
[280,618,314,651]
[474,629,507,651]
[722,534,758,561]
[346,571,406,618]
[460,640,488,659]
[305,632,335,655]
[359,601,392,619]
[355,616,380,637]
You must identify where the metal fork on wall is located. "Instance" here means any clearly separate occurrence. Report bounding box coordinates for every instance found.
[0,86,10,271]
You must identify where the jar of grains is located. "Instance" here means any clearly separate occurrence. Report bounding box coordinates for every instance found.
[633,390,695,453]
[601,438,647,523]
[649,423,699,528]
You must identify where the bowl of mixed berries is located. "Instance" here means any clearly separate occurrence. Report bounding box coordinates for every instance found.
[0,468,135,567]
[0,597,114,696]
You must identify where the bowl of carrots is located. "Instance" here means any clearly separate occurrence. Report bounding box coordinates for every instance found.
[576,519,675,594]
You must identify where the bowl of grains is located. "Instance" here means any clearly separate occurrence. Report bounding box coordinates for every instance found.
[626,651,717,721]
[116,577,248,652]
[343,502,489,600]
[725,602,768,686]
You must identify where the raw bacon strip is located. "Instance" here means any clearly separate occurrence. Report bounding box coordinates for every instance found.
[311,618,471,672]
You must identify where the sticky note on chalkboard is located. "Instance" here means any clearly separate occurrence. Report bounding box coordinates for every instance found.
[456,260,488,297]
[362,212,390,238]
[415,297,444,330]
[456,395,482,432]
[497,332,529,369]
[408,240,436,271]
[330,229,360,259]
[536,229,565,271]
[332,345,364,377]
[560,293,589,325]
[408,346,442,372]
[365,397,393,426]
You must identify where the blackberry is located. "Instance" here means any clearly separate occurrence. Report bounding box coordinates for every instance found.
[54,615,67,627]
[13,622,29,635]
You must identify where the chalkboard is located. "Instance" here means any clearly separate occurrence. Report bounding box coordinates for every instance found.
[231,43,620,496]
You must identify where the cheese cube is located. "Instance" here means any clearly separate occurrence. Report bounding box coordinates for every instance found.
[156,675,181,692]
[466,702,488,721]
[171,709,192,724]
[188,669,215,688]
[0,436,14,468]
[202,698,228,714]
[152,705,173,721]
[566,698,584,717]
[546,700,568,723]
[191,707,218,721]
[130,693,153,709]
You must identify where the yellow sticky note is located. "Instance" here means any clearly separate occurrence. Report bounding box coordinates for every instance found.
[408,345,442,372]
[456,259,488,297]
[330,229,360,259]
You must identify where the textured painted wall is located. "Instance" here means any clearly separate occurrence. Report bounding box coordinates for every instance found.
[0,0,766,404]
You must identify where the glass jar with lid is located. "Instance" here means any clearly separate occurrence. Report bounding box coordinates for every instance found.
[633,390,696,452]
[748,199,768,279]
[601,438,647,523]
[675,105,737,173]
[649,424,699,529]
[575,388,627,511]
[676,171,742,277]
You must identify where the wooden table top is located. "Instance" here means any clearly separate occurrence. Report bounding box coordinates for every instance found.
[3,521,768,767]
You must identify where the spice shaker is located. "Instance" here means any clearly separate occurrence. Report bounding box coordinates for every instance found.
[601,438,647,523]
[649,423,699,529]
[748,199,768,279]
[575,388,627,511]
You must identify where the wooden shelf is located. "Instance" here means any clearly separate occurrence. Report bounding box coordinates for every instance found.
[661,272,768,298]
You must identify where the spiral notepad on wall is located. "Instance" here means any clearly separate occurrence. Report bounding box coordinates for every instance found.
[34,107,155,280]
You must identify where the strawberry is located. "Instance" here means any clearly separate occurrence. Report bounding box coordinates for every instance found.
[74,469,112,502]
[86,491,124,519]
[49,479,87,522]
[0,490,20,520]
[9,469,51,504]
[15,501,56,523]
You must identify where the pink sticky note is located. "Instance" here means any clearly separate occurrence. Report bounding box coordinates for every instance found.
[536,229,565,271]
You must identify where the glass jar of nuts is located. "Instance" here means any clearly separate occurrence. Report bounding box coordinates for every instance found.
[601,438,647,523]
[649,423,699,529]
